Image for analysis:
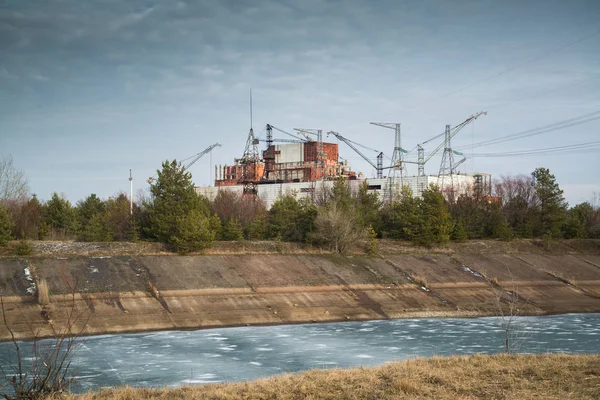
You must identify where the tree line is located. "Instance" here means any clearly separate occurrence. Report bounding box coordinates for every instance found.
[1,156,599,253]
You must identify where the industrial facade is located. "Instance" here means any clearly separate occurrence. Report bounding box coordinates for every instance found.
[196,171,485,209]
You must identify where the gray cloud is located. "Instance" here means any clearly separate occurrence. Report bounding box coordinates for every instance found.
[1,0,599,203]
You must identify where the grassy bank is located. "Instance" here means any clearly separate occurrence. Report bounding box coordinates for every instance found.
[64,354,599,400]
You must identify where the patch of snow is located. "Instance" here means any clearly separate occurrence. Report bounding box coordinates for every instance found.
[24,267,33,282]
[24,267,36,295]
[462,265,483,278]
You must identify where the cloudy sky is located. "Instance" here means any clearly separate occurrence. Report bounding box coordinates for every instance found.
[1,0,599,206]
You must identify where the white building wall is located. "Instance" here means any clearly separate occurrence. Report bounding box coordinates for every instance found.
[195,174,478,209]
[275,143,304,163]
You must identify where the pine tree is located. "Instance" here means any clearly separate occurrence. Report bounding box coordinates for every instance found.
[451,219,468,242]
[44,192,79,238]
[532,168,567,237]
[77,194,105,228]
[223,218,244,241]
[170,208,215,254]
[355,180,382,232]
[269,194,317,242]
[145,160,215,250]
[80,213,111,242]
[418,185,454,246]
[0,203,15,246]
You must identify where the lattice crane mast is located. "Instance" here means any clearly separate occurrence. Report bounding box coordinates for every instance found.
[327,131,385,178]
[437,111,487,189]
[416,111,487,177]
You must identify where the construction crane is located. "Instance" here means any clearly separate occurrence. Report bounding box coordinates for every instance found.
[147,142,221,184]
[258,138,305,144]
[268,124,310,143]
[327,131,385,178]
[293,128,318,142]
[369,122,405,178]
[416,111,487,177]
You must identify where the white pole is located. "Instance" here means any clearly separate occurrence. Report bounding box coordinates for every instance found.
[129,169,133,216]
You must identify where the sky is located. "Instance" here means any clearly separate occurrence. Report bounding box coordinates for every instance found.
[1,0,599,206]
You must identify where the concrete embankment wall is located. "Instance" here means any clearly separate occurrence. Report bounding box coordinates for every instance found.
[1,251,600,340]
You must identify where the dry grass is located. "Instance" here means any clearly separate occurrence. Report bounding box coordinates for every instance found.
[60,354,600,400]
[37,277,50,306]
[411,274,429,288]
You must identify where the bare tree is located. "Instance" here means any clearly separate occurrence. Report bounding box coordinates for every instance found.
[489,273,532,353]
[0,274,89,399]
[0,156,29,201]
[313,201,367,253]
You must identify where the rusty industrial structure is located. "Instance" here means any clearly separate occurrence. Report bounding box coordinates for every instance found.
[198,107,495,208]
[215,123,355,191]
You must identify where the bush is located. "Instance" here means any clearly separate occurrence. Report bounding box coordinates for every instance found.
[13,239,32,256]
[170,209,215,254]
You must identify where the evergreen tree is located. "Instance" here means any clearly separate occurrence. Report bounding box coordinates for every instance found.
[77,194,107,241]
[381,186,422,240]
[209,213,222,241]
[44,192,79,238]
[77,194,105,227]
[245,214,268,240]
[145,160,214,250]
[567,202,597,238]
[330,178,353,212]
[269,194,317,242]
[532,168,567,237]
[355,181,382,232]
[417,185,454,246]
[451,219,468,242]
[170,208,215,254]
[0,203,14,245]
[80,213,111,242]
[223,218,244,241]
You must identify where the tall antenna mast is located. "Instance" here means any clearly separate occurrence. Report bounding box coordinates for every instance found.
[240,89,260,195]
[129,169,133,216]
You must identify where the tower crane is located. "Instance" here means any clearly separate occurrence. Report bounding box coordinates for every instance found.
[258,138,306,144]
[293,128,318,142]
[327,131,385,178]
[416,111,487,177]
[147,142,221,184]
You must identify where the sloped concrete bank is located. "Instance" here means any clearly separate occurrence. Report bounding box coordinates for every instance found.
[1,250,600,340]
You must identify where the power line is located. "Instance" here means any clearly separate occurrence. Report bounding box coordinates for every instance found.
[465,140,600,157]
[407,29,600,111]
[454,110,600,150]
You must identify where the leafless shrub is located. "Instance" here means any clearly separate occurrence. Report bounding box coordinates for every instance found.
[0,274,89,399]
[490,272,532,353]
[312,201,367,253]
